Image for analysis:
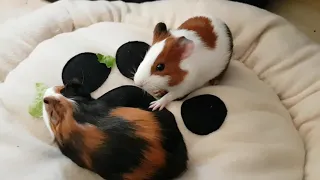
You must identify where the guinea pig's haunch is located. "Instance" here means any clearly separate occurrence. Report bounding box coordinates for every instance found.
[42,84,188,180]
[134,16,233,111]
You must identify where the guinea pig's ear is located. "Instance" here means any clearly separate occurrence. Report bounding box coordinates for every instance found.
[62,78,92,98]
[154,22,167,34]
[177,36,195,60]
[67,78,82,88]
[153,22,169,44]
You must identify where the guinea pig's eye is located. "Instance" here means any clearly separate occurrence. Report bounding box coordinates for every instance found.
[156,63,165,71]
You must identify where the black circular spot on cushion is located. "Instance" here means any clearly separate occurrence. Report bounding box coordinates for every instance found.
[62,52,111,93]
[116,41,150,80]
[181,95,227,135]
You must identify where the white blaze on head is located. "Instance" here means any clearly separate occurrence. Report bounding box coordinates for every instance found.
[134,40,166,88]
[42,87,62,140]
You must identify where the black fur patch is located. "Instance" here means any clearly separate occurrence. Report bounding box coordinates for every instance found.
[153,110,188,179]
[224,23,234,57]
[98,85,155,111]
[181,95,227,135]
[58,131,88,169]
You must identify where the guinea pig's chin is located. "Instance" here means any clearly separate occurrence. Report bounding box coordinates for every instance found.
[42,105,55,140]
[142,78,169,94]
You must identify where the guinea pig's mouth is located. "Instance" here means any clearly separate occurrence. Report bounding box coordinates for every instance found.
[153,89,168,98]
[136,82,168,98]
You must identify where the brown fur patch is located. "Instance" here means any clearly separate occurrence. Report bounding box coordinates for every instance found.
[54,86,64,94]
[151,36,188,86]
[153,31,170,44]
[178,16,217,49]
[44,96,70,127]
[78,125,105,169]
[110,107,166,180]
[45,91,105,169]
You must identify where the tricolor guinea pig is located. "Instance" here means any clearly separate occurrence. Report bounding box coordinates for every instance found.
[134,16,233,111]
[42,82,188,180]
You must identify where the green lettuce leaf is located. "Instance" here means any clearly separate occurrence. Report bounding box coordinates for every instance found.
[96,53,116,68]
[28,83,48,118]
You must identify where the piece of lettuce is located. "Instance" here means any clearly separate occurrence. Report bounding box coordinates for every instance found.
[97,53,116,68]
[28,83,48,118]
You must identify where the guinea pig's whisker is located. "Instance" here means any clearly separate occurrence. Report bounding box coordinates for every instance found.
[130,67,138,77]
[143,89,148,96]
[129,71,135,78]
[68,98,79,110]
[64,81,71,90]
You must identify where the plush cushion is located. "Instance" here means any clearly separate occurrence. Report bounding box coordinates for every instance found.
[0,20,304,180]
[0,0,319,180]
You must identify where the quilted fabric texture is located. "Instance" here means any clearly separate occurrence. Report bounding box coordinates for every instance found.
[0,0,319,180]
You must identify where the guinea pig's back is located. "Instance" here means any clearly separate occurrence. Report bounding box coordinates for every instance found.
[107,107,188,180]
[152,110,188,179]
[60,106,188,180]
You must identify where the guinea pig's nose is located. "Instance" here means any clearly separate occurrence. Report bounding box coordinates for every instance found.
[43,97,50,104]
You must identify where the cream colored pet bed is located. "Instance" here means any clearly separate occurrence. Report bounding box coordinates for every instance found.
[0,0,319,180]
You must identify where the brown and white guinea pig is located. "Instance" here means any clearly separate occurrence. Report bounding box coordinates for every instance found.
[42,82,188,180]
[134,16,233,111]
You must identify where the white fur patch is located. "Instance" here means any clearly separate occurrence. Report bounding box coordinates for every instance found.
[134,40,166,88]
[42,87,57,140]
[143,74,170,94]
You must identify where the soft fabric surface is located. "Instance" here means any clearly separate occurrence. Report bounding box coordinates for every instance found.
[0,0,319,180]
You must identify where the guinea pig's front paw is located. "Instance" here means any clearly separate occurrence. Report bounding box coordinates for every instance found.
[149,98,170,111]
